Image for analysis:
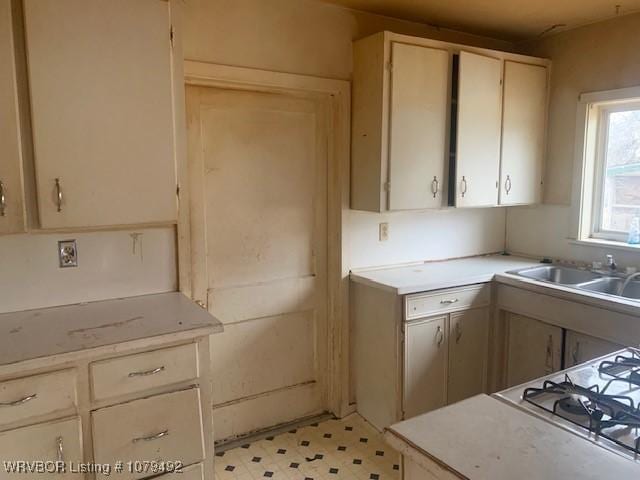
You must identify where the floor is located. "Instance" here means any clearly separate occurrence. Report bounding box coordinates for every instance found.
[214,414,401,480]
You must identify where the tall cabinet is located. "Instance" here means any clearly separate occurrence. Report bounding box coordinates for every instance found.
[0,0,26,234]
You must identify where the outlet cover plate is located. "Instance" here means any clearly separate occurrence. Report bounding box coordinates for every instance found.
[58,240,78,268]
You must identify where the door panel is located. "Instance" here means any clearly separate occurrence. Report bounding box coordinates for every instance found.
[448,307,489,404]
[404,316,447,419]
[506,313,562,387]
[456,51,502,207]
[564,330,623,368]
[187,86,328,441]
[389,43,449,210]
[500,61,547,205]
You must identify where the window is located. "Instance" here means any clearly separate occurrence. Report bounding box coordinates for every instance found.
[574,87,640,244]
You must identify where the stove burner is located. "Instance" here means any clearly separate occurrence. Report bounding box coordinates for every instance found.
[557,394,593,416]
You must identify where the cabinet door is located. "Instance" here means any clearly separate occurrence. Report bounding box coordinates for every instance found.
[506,313,562,387]
[448,307,489,404]
[404,316,447,419]
[455,51,502,207]
[499,62,547,205]
[0,0,26,234]
[388,43,449,210]
[23,0,177,228]
[564,330,623,368]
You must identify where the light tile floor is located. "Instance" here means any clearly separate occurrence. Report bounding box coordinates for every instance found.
[214,414,401,480]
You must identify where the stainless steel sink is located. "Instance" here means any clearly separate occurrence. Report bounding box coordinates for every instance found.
[578,277,640,300]
[511,265,602,285]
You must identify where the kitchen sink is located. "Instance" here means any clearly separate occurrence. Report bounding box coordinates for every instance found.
[511,265,602,285]
[578,277,640,300]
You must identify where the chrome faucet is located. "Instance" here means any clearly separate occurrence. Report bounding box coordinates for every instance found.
[620,272,640,296]
[606,254,617,272]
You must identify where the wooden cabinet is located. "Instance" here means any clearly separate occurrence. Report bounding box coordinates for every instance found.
[454,52,502,208]
[505,313,562,387]
[0,0,26,234]
[23,0,178,229]
[499,61,547,205]
[564,330,622,368]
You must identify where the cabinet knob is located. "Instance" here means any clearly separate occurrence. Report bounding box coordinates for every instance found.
[0,180,5,217]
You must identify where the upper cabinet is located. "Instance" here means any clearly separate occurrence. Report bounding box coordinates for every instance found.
[0,0,26,234]
[23,0,178,229]
[351,32,550,212]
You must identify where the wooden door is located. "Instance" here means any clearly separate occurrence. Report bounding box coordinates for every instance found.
[187,86,328,441]
[455,51,502,207]
[388,43,449,210]
[506,313,562,387]
[23,0,177,228]
[564,330,623,367]
[448,307,489,404]
[0,0,25,234]
[404,316,447,419]
[500,62,547,205]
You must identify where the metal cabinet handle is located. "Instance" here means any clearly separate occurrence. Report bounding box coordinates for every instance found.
[460,176,468,198]
[505,175,512,195]
[0,180,6,217]
[545,335,554,373]
[455,322,463,343]
[435,326,444,347]
[431,176,439,198]
[440,298,459,305]
[128,366,165,377]
[56,436,64,463]
[0,393,37,407]
[132,429,169,443]
[572,341,581,366]
[55,178,63,212]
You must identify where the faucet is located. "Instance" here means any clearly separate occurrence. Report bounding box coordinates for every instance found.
[620,272,640,296]
[606,254,617,273]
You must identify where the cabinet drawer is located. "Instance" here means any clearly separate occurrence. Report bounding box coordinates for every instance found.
[405,284,491,320]
[0,370,77,427]
[0,417,83,479]
[90,343,199,402]
[92,388,205,480]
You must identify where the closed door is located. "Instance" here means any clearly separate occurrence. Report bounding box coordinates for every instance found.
[564,330,623,367]
[23,0,176,228]
[0,0,25,234]
[500,61,547,205]
[388,43,449,210]
[187,86,328,441]
[455,51,502,207]
[506,313,562,387]
[448,307,489,404]
[404,316,447,419]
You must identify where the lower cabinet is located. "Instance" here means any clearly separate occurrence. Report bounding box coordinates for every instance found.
[564,330,623,368]
[505,313,562,388]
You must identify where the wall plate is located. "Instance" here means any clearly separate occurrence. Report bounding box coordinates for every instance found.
[58,240,78,268]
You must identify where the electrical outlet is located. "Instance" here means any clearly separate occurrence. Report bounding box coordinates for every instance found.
[379,222,389,242]
[58,240,78,268]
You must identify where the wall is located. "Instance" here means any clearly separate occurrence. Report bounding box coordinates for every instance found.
[506,13,640,266]
[184,0,511,270]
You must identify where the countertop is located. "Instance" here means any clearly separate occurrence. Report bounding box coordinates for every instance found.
[385,394,640,480]
[350,254,540,295]
[0,292,223,368]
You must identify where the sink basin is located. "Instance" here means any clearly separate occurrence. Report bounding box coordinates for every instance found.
[511,266,602,285]
[578,277,640,300]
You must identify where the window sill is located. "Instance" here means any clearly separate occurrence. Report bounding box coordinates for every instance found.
[569,238,640,253]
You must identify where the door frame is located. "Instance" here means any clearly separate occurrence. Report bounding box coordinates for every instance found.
[178,60,352,418]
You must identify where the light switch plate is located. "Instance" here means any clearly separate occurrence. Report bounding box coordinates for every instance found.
[379,222,389,242]
[58,240,78,268]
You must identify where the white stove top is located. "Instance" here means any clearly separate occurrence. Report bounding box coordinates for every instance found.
[496,348,640,462]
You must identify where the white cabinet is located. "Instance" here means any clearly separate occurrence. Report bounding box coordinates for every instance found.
[23,0,178,229]
[454,51,502,208]
[499,61,547,205]
[0,0,26,234]
[564,330,622,368]
[505,313,562,387]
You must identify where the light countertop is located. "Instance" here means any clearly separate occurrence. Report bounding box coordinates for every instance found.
[0,292,223,368]
[350,254,540,295]
[385,394,640,480]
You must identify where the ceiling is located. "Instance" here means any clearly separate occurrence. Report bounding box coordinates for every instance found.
[320,0,640,41]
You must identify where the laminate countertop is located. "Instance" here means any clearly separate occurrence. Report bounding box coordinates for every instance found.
[385,394,640,480]
[350,254,540,295]
[0,292,223,368]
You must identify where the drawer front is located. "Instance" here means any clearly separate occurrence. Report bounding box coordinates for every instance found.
[92,388,204,480]
[0,370,77,427]
[405,284,491,320]
[0,417,83,479]
[90,343,199,402]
